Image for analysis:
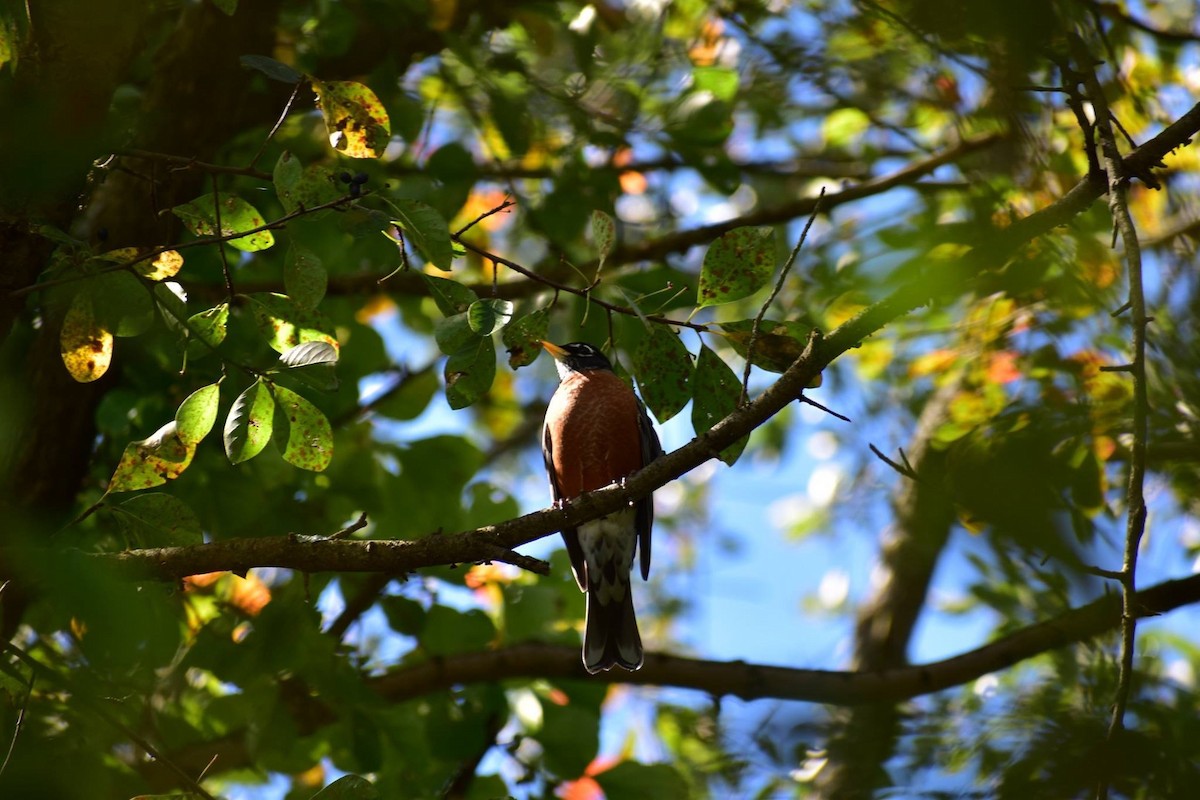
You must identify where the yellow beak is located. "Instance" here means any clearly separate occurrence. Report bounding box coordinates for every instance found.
[541,340,568,360]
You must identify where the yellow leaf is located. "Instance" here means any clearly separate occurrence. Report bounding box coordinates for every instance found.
[312,79,391,159]
[60,293,113,382]
[137,249,184,281]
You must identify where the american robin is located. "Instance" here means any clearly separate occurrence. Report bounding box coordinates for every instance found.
[541,340,663,673]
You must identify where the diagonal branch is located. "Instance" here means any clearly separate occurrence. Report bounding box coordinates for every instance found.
[2,103,1197,587]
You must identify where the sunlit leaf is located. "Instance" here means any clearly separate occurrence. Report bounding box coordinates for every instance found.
[108,422,196,492]
[391,199,454,270]
[502,307,550,368]
[634,325,693,423]
[247,292,339,354]
[172,193,274,252]
[60,292,113,383]
[823,107,871,149]
[312,79,391,159]
[111,493,203,547]
[224,379,275,465]
[466,298,513,335]
[185,303,229,359]
[691,345,747,465]
[135,250,184,281]
[271,385,333,472]
[175,383,220,446]
[93,270,154,338]
[274,151,341,214]
[697,226,776,309]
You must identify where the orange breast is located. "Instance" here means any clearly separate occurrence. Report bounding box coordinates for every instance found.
[545,370,644,499]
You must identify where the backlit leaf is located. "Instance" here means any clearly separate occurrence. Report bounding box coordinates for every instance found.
[313,79,391,159]
[634,325,693,423]
[247,292,339,354]
[93,270,154,338]
[175,383,220,446]
[271,385,333,472]
[172,193,274,252]
[697,226,776,309]
[60,292,113,383]
[502,307,550,368]
[224,379,275,464]
[391,199,454,270]
[691,345,747,465]
[108,422,196,492]
[185,303,229,359]
[135,250,184,281]
[591,209,616,268]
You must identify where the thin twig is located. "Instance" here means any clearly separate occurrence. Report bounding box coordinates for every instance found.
[1071,36,1151,799]
[452,238,709,333]
[799,395,851,423]
[210,174,235,302]
[453,197,515,237]
[248,80,304,171]
[869,443,919,481]
[740,188,825,405]
[117,149,272,181]
[326,512,369,541]
[0,668,32,779]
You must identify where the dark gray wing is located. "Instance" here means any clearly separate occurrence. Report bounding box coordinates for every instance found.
[635,397,663,581]
[544,422,587,591]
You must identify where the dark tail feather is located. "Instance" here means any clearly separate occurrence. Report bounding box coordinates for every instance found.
[583,588,643,673]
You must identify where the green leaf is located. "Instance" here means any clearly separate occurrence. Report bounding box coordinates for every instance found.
[274,152,341,214]
[247,292,339,354]
[175,383,220,446]
[823,107,871,149]
[420,274,477,316]
[185,303,229,360]
[540,700,600,779]
[420,606,495,655]
[691,345,747,465]
[466,298,513,335]
[240,54,300,83]
[391,199,454,271]
[696,226,776,309]
[172,193,275,252]
[312,79,391,159]
[591,209,616,268]
[444,336,496,410]
[634,325,694,423]
[107,422,196,492]
[594,762,690,800]
[211,0,238,16]
[717,319,811,373]
[693,65,739,102]
[434,313,480,355]
[92,270,154,337]
[501,307,550,368]
[154,282,188,333]
[279,340,339,369]
[309,775,381,800]
[59,292,112,383]
[111,493,202,547]
[285,244,327,309]
[271,385,334,472]
[379,596,426,636]
[224,379,275,465]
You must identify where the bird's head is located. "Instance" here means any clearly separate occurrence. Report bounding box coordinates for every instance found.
[541,341,614,379]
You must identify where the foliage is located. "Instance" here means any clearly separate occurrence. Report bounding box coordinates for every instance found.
[1,1,1199,799]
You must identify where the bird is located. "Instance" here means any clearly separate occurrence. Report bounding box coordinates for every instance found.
[541,340,663,673]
